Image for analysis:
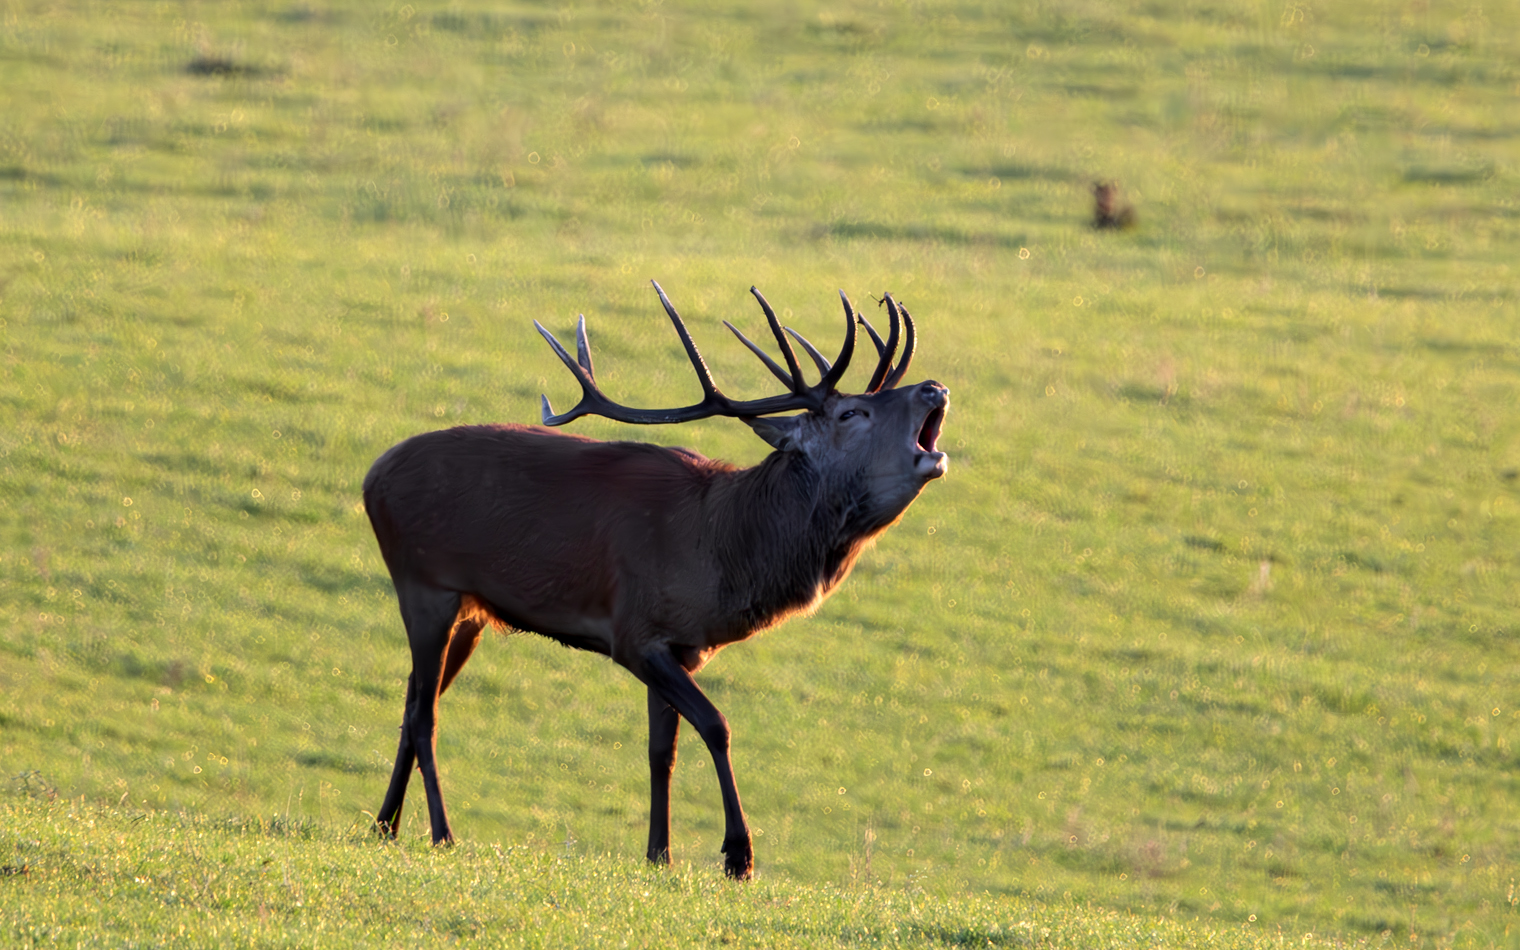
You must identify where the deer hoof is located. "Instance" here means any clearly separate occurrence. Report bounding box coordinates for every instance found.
[721,837,754,880]
[646,847,671,866]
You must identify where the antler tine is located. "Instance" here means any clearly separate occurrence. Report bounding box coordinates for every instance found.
[534,320,598,425]
[863,292,901,393]
[857,310,887,357]
[651,280,722,401]
[574,315,594,379]
[749,287,806,395]
[784,327,832,377]
[537,316,722,426]
[724,321,795,388]
[815,289,858,393]
[880,297,917,390]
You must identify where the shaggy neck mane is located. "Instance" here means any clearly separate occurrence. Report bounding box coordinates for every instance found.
[709,449,887,633]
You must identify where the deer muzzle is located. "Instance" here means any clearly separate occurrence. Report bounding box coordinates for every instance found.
[912,381,949,480]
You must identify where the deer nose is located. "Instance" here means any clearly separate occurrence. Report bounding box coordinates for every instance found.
[917,381,948,405]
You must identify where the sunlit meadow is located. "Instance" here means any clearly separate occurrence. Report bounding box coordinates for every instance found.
[2,1,1518,946]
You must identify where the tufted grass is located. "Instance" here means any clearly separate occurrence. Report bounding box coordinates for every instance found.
[1,792,1357,949]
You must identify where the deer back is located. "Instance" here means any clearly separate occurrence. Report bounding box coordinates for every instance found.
[364,425,742,654]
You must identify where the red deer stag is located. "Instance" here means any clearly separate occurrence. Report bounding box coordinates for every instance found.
[362,281,948,879]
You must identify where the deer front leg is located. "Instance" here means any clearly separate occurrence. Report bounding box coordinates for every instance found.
[646,687,680,865]
[642,646,753,880]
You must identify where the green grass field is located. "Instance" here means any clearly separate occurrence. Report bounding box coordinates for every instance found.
[4,796,1360,950]
[2,0,1518,946]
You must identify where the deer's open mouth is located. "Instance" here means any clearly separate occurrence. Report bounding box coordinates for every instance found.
[912,388,948,479]
[917,407,944,454]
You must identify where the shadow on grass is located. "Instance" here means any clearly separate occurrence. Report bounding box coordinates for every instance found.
[0,165,68,187]
[115,651,197,688]
[1402,164,1495,185]
[184,56,278,79]
[295,750,385,775]
[298,559,378,595]
[821,221,1028,249]
[1116,382,1188,406]
[960,161,1081,183]
[429,9,555,38]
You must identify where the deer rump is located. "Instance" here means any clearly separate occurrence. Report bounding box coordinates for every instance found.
[362,283,947,880]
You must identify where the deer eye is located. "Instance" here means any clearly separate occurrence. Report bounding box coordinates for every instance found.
[838,409,858,421]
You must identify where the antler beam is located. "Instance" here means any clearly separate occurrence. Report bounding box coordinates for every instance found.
[536,282,859,427]
[536,282,916,426]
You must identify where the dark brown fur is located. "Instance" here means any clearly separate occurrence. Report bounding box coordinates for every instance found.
[364,426,888,660]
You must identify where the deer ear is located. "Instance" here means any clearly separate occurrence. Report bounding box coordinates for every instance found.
[742,414,805,451]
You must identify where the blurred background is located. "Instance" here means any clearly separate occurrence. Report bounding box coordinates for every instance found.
[1,1,1517,942]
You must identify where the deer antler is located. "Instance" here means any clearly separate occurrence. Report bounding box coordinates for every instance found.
[857,293,916,393]
[536,282,859,426]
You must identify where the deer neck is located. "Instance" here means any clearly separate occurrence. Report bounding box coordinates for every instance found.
[710,450,883,633]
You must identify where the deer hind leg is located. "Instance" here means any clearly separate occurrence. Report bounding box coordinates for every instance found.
[440,611,486,697]
[376,583,463,845]
[642,646,753,880]
[375,672,418,838]
[645,687,681,865]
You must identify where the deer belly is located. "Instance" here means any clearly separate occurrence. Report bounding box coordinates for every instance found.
[540,614,616,655]
[465,591,616,657]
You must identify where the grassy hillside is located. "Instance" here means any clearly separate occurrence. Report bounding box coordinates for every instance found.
[2,794,1357,950]
[2,0,1517,945]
